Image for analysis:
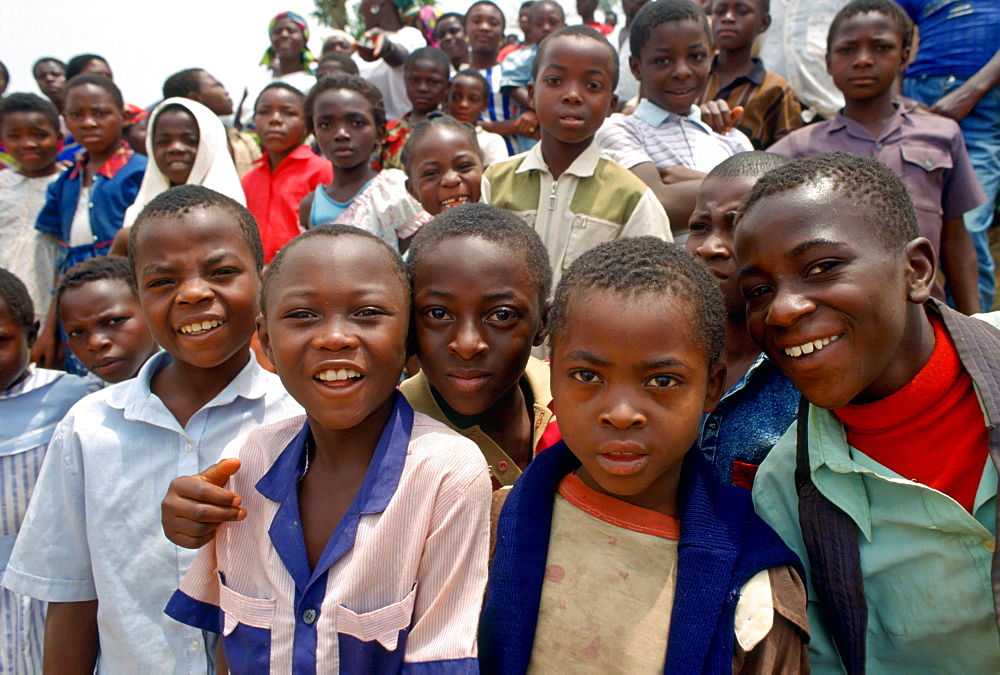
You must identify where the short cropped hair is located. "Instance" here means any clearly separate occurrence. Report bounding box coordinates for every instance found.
[65,54,109,80]
[533,25,619,89]
[451,68,490,97]
[317,53,359,76]
[162,68,205,99]
[261,224,409,314]
[400,115,482,174]
[549,236,726,368]
[304,74,386,134]
[706,150,789,182]
[65,75,124,110]
[0,268,34,328]
[407,203,553,304]
[828,0,913,52]
[466,1,506,27]
[252,81,305,116]
[56,255,137,314]
[129,184,265,272]
[32,57,65,78]
[631,0,711,57]
[405,46,452,76]
[736,152,919,252]
[0,93,61,133]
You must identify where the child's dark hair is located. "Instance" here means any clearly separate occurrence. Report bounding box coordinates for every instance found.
[433,12,466,40]
[129,184,265,272]
[466,0,506,26]
[405,47,452,77]
[533,25,619,89]
[253,81,305,116]
[407,203,552,303]
[317,53,360,76]
[65,75,124,110]
[162,68,205,99]
[65,54,109,80]
[261,224,409,314]
[828,0,913,52]
[549,237,726,368]
[32,57,65,78]
[736,152,919,252]
[706,150,789,182]
[304,74,386,134]
[401,115,483,172]
[0,268,35,328]
[0,93,61,133]
[631,0,711,57]
[0,61,8,89]
[56,255,137,315]
[451,68,490,98]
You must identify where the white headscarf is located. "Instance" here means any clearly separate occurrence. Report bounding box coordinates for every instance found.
[124,98,246,227]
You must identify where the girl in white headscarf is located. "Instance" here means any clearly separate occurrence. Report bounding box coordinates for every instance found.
[122,98,245,228]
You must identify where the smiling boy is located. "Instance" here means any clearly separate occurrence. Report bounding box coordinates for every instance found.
[480,237,808,672]
[736,152,1000,671]
[2,186,301,673]
[483,25,671,288]
[596,0,752,230]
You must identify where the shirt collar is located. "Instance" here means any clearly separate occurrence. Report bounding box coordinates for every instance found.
[108,350,271,415]
[255,393,414,513]
[68,143,134,181]
[709,56,766,88]
[828,102,909,138]
[0,366,67,400]
[515,140,603,179]
[254,144,315,169]
[633,99,710,132]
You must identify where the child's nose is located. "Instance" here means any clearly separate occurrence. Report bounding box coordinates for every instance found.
[765,285,816,327]
[599,395,647,430]
[448,320,488,359]
[88,331,112,352]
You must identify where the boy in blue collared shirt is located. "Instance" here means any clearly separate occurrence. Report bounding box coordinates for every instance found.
[32,74,146,369]
[2,186,300,673]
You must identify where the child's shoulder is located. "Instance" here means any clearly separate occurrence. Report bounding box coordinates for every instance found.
[904,102,965,139]
[589,153,658,195]
[408,411,489,480]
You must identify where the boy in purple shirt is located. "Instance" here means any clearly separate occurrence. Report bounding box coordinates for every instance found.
[769,0,984,314]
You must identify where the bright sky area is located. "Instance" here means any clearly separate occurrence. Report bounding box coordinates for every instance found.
[0,0,588,109]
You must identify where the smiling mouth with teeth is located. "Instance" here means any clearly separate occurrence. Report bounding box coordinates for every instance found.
[179,319,224,335]
[440,196,470,208]
[784,334,839,357]
[316,368,362,382]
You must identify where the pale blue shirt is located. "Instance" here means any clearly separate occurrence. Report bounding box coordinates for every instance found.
[2,352,301,674]
[753,404,1000,673]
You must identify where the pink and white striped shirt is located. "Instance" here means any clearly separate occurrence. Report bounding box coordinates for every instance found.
[166,396,490,672]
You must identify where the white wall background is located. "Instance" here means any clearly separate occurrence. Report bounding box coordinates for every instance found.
[0,0,586,109]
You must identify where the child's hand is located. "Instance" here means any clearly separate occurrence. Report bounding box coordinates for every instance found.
[698,100,744,135]
[161,458,245,549]
[357,29,386,62]
[514,110,539,138]
[32,312,64,369]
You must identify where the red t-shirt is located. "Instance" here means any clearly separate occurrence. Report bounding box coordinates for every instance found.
[834,316,988,512]
[241,145,333,263]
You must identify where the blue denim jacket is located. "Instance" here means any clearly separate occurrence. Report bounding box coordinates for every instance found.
[700,353,799,486]
[35,147,145,273]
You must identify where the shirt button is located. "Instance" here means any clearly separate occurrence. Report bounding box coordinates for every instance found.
[924,159,933,168]
[874,142,883,150]
[185,442,193,452]
[707,420,719,430]
[497,461,509,472]
[303,608,317,625]
[985,540,995,553]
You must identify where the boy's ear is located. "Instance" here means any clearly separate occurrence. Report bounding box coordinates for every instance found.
[903,237,936,305]
[255,315,276,367]
[605,93,619,118]
[629,56,641,84]
[405,177,417,200]
[702,362,727,415]
[898,46,911,74]
[757,13,771,34]
[532,300,552,347]
[24,320,40,351]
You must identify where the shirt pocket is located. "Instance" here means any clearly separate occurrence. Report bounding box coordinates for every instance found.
[336,583,417,672]
[562,215,622,270]
[899,145,952,218]
[219,578,275,674]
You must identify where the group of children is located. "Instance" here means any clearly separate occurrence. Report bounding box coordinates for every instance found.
[0,0,997,672]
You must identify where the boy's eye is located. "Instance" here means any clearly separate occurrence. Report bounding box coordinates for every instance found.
[571,369,600,384]
[646,374,678,388]
[805,260,840,277]
[420,169,441,180]
[423,307,450,321]
[586,80,604,91]
[355,307,387,318]
[66,328,83,338]
[544,76,562,86]
[742,283,773,300]
[487,308,518,323]
[688,220,709,233]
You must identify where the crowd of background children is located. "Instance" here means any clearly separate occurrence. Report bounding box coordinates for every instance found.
[0,0,998,671]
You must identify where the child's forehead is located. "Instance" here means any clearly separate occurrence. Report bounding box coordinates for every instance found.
[257,88,303,109]
[452,75,487,94]
[1,110,57,132]
[539,36,615,72]
[648,18,711,46]
[65,84,117,106]
[530,2,563,18]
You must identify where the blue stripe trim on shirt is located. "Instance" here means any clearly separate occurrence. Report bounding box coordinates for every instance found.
[165,589,222,634]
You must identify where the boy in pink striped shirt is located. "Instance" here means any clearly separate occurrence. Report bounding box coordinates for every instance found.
[165,225,490,672]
